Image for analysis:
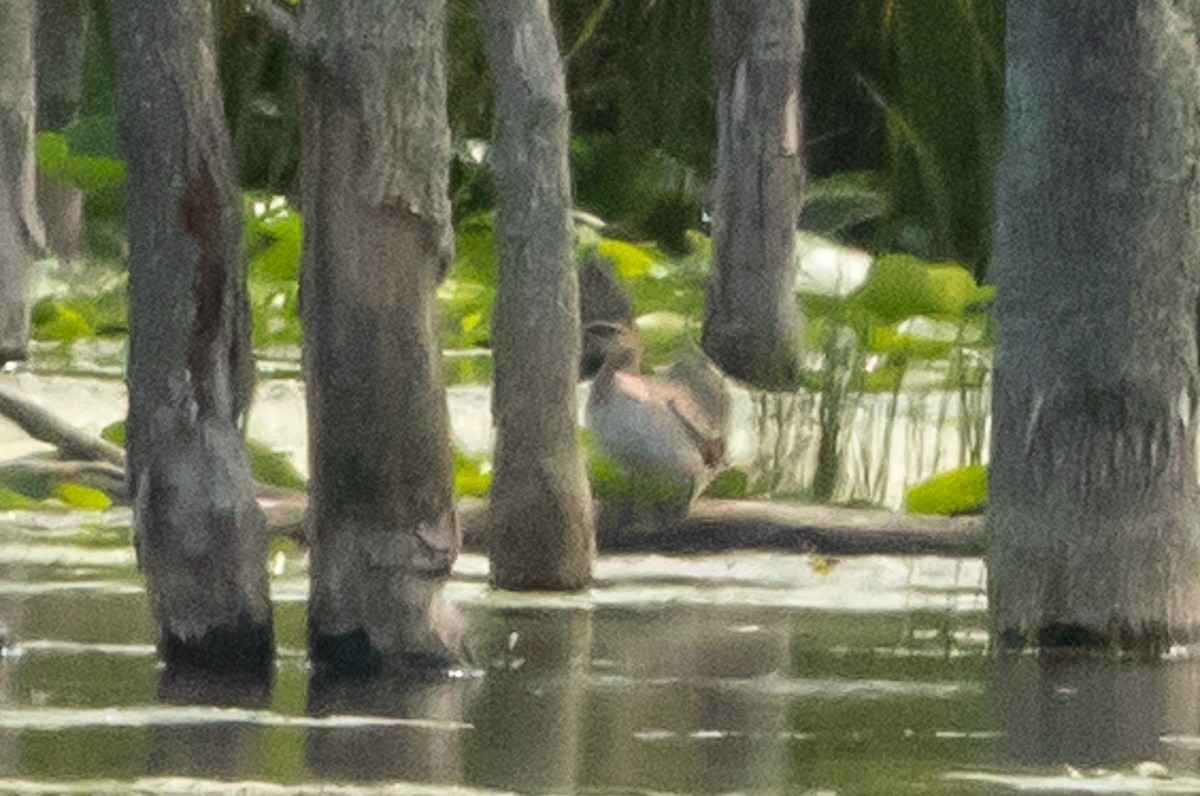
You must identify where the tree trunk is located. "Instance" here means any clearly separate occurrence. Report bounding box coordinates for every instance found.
[989,0,1200,653]
[299,0,460,673]
[702,0,804,391]
[0,0,44,362]
[36,0,89,260]
[112,0,271,673]
[480,0,594,591]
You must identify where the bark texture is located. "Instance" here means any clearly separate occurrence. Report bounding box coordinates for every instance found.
[989,0,1200,653]
[480,0,594,591]
[112,0,270,672]
[703,0,804,391]
[300,0,460,673]
[36,0,88,259]
[0,0,44,360]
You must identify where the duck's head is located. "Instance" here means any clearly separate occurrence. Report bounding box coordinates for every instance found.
[583,321,642,375]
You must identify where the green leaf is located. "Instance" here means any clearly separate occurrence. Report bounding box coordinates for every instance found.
[451,213,498,284]
[31,300,94,342]
[905,465,988,515]
[596,238,658,280]
[849,254,983,324]
[36,131,125,192]
[802,171,888,236]
[53,483,113,510]
[453,447,491,497]
[246,439,306,491]
[0,487,41,510]
[100,421,125,446]
[701,468,749,499]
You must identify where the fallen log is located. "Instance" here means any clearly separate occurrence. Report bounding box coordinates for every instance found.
[0,387,125,466]
[1,386,984,557]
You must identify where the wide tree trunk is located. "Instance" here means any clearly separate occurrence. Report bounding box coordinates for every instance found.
[299,0,460,673]
[480,0,594,591]
[989,0,1200,653]
[0,0,44,363]
[702,0,804,391]
[112,0,271,673]
[35,0,88,259]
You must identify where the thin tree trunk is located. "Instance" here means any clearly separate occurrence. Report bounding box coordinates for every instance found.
[36,0,89,259]
[300,0,460,673]
[703,0,804,391]
[480,0,594,591]
[989,0,1200,653]
[112,0,271,673]
[0,0,44,362]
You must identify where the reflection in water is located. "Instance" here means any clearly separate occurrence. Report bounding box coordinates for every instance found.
[988,654,1200,771]
[148,667,270,779]
[465,608,593,792]
[306,667,472,785]
[12,507,1200,794]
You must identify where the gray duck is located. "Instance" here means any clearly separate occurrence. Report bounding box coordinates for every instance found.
[584,321,730,531]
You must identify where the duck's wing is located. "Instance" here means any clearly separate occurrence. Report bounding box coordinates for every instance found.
[663,389,726,468]
[609,371,727,468]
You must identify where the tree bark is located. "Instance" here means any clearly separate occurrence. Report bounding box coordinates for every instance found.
[299,0,460,673]
[989,0,1200,653]
[479,0,594,591]
[0,0,44,362]
[36,0,89,259]
[112,0,271,673]
[702,0,804,391]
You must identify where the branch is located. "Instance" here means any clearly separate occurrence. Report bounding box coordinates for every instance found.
[0,387,125,466]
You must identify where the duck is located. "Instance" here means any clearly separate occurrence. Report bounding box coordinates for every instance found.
[583,321,730,534]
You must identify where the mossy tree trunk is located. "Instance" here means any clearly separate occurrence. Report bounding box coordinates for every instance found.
[0,0,44,362]
[702,0,805,391]
[480,0,594,591]
[299,0,460,673]
[112,0,271,673]
[989,0,1200,654]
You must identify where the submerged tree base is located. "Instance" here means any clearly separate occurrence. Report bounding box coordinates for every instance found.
[159,618,274,676]
[994,621,1197,658]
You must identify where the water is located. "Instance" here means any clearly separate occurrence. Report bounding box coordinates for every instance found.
[0,509,1196,794]
[6,374,1200,793]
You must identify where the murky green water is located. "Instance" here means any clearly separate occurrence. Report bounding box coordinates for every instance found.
[0,510,1197,794]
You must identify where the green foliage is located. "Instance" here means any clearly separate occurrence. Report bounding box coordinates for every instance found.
[54,483,113,510]
[701,467,749,499]
[454,447,491,497]
[31,300,93,343]
[0,487,41,510]
[880,0,1004,278]
[905,465,988,515]
[245,194,303,348]
[848,255,990,325]
[31,274,127,343]
[36,131,125,193]
[100,421,123,446]
[246,439,306,491]
[802,172,889,238]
